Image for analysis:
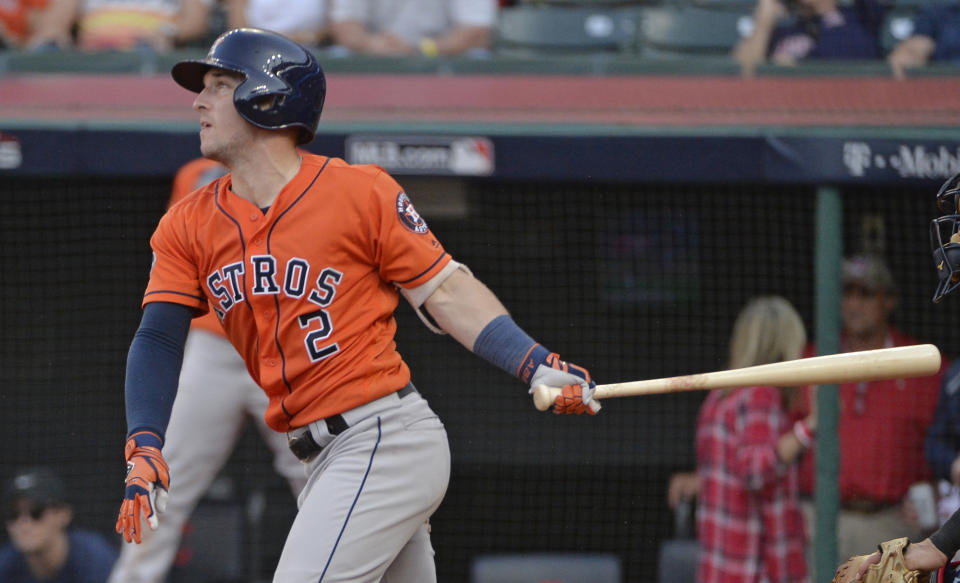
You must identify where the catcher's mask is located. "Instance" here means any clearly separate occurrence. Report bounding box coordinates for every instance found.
[930,171,960,302]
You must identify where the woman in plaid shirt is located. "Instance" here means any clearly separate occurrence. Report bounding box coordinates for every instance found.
[673,296,815,583]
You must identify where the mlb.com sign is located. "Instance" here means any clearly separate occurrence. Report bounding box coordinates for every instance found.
[345,135,494,176]
[0,132,22,169]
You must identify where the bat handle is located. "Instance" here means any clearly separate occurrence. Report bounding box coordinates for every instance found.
[532,384,561,411]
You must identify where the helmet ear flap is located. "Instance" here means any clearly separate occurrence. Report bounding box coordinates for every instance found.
[250,94,285,113]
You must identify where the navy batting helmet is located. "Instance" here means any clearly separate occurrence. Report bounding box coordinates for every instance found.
[171,28,326,144]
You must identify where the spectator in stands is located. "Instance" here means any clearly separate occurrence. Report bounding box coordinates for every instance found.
[224,0,328,47]
[328,0,496,57]
[667,295,813,583]
[25,0,211,52]
[0,0,49,48]
[0,466,118,582]
[790,253,946,559]
[734,0,884,76]
[887,6,960,79]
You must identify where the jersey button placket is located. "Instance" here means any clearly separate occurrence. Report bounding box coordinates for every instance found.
[245,218,279,381]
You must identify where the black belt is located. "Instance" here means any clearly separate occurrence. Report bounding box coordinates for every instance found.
[842,499,898,514]
[288,383,417,462]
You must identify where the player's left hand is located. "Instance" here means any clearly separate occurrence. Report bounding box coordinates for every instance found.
[524,346,600,415]
[116,430,170,544]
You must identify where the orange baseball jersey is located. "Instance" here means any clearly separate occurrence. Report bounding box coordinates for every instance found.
[145,153,452,431]
[168,157,229,338]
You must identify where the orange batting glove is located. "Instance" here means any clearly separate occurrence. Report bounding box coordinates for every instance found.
[521,345,600,415]
[554,383,594,415]
[116,430,170,544]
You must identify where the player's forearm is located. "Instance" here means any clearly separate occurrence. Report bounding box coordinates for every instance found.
[931,507,960,561]
[423,268,508,350]
[424,270,574,385]
[124,302,192,439]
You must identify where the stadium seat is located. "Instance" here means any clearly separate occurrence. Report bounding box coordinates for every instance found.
[495,5,641,55]
[657,498,698,583]
[657,539,700,583]
[470,553,622,583]
[637,5,753,58]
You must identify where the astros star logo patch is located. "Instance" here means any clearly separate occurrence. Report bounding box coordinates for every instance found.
[396,192,429,234]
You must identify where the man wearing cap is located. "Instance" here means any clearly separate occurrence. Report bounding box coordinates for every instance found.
[789,253,948,562]
[0,466,117,582]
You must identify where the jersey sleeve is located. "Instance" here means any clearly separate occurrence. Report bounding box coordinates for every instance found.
[142,206,208,313]
[367,169,452,288]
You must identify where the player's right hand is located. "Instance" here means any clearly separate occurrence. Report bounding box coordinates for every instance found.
[522,345,600,415]
[116,430,170,543]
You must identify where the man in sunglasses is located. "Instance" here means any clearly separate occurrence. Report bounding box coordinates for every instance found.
[790,253,946,564]
[0,466,117,582]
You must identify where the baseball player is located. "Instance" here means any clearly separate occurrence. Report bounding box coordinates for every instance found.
[114,27,599,583]
[833,172,960,581]
[108,157,307,583]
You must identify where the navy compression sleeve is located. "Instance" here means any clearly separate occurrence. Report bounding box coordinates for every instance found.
[932,507,960,559]
[472,314,539,377]
[124,302,193,441]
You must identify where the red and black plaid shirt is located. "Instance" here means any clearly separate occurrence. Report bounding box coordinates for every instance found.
[696,386,809,583]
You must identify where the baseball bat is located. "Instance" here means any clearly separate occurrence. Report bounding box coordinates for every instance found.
[532,344,941,411]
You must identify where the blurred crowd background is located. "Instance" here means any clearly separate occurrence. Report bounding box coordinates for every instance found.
[0,0,959,76]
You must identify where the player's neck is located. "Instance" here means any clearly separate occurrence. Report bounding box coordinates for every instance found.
[228,143,302,208]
